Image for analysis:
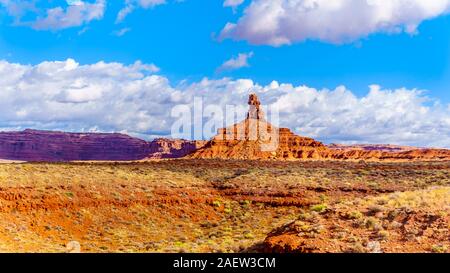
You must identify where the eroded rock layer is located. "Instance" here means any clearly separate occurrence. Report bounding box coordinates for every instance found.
[0,129,203,161]
[189,94,450,161]
[148,138,207,159]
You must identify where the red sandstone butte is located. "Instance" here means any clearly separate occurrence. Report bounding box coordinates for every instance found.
[189,94,450,161]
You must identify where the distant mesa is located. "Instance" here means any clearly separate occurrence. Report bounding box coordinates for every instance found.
[326,143,424,152]
[0,94,449,162]
[147,138,207,160]
[0,129,203,162]
[0,129,149,161]
[189,94,450,161]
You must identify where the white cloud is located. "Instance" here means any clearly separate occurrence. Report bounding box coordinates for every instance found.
[139,0,167,8]
[224,0,245,8]
[217,52,254,72]
[66,0,84,6]
[220,0,450,46]
[130,60,160,72]
[32,0,106,30]
[0,59,169,135]
[0,0,37,22]
[116,3,135,23]
[0,59,449,148]
[267,83,450,147]
[116,0,166,23]
[77,26,90,35]
[112,27,132,36]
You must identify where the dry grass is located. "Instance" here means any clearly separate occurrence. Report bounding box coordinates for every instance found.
[264,186,449,253]
[0,160,448,253]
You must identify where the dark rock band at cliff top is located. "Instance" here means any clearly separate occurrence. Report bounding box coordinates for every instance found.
[0,94,449,162]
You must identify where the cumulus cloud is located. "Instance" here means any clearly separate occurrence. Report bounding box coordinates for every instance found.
[0,59,449,147]
[130,60,160,72]
[0,0,105,30]
[116,0,166,23]
[220,0,450,46]
[268,83,450,147]
[0,0,38,23]
[217,52,254,72]
[0,59,168,136]
[32,0,105,30]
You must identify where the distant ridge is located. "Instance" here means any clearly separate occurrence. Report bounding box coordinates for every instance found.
[0,129,150,161]
[1,98,449,162]
[327,143,426,152]
[189,94,450,161]
[0,129,203,162]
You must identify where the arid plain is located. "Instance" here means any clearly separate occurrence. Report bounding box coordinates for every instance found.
[0,159,448,253]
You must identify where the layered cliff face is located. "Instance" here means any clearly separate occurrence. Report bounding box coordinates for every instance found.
[325,148,450,161]
[0,129,203,162]
[189,94,329,160]
[327,144,421,152]
[0,129,152,161]
[189,94,450,161]
[147,138,207,159]
[189,123,328,160]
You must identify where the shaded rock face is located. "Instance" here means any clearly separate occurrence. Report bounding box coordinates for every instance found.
[147,138,207,159]
[189,94,450,161]
[0,129,151,161]
[0,129,203,162]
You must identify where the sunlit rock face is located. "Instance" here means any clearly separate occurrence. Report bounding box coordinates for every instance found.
[189,94,328,160]
[189,94,450,161]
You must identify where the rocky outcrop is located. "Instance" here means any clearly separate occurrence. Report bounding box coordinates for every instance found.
[0,129,203,162]
[331,148,450,161]
[189,94,330,160]
[147,138,207,159]
[327,144,422,152]
[189,94,450,161]
[262,187,450,253]
[325,144,450,160]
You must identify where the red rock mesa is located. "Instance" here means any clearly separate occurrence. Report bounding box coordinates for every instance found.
[189,94,450,161]
[0,129,203,161]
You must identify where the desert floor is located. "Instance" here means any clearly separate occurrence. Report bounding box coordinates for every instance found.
[0,160,448,253]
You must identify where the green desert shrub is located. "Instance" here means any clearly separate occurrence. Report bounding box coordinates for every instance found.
[310,204,327,213]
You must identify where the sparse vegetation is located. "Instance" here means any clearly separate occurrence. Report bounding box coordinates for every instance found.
[310,204,327,213]
[0,159,448,253]
[431,244,448,253]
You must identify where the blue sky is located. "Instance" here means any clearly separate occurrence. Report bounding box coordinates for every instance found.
[1,0,449,100]
[0,0,449,146]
